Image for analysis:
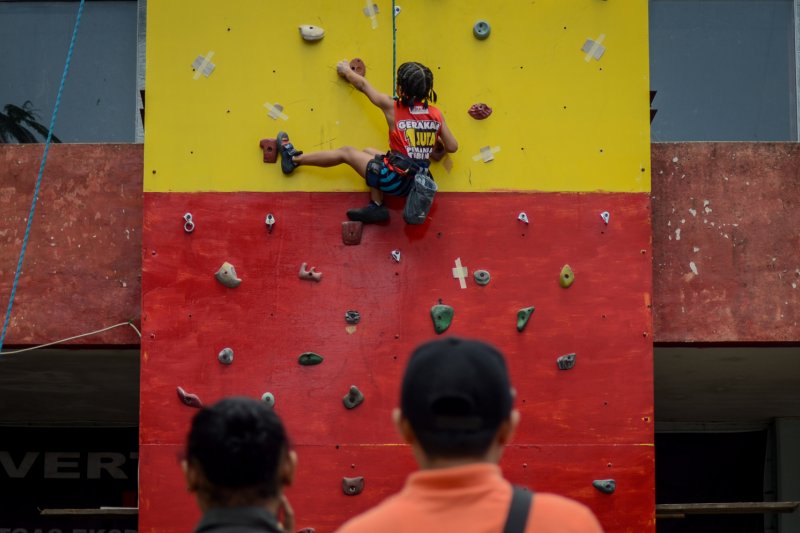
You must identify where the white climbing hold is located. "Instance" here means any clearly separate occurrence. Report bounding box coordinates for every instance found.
[299,25,325,41]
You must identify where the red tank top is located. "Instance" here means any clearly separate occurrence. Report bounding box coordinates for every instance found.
[389,101,444,163]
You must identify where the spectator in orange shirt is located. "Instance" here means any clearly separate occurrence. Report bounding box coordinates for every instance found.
[336,337,604,533]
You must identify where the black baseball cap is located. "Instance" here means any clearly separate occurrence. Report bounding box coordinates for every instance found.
[400,337,514,434]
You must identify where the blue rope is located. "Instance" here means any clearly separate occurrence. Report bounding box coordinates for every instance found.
[0,0,85,353]
[392,0,397,97]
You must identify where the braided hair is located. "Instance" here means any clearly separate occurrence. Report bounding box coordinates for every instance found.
[396,62,437,107]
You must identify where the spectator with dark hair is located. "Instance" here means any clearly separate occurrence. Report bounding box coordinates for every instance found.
[182,396,297,533]
[336,337,604,533]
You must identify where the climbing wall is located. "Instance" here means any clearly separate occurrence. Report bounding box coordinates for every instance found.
[141,2,653,532]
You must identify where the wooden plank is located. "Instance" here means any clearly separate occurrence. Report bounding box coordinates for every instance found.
[656,502,800,515]
[40,508,138,516]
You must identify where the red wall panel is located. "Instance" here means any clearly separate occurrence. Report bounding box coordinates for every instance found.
[0,144,142,345]
[652,142,800,342]
[141,191,653,531]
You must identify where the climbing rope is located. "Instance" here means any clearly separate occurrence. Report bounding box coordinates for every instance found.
[0,321,142,356]
[0,0,86,354]
[392,0,397,98]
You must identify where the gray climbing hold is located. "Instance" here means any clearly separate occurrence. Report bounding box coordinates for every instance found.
[345,310,361,324]
[473,20,491,40]
[557,353,576,370]
[517,307,535,332]
[265,213,275,233]
[298,352,324,366]
[261,392,275,408]
[215,262,242,288]
[218,347,234,365]
[474,270,491,286]
[431,302,454,334]
[343,385,364,409]
[600,211,610,225]
[593,479,616,494]
[342,476,365,496]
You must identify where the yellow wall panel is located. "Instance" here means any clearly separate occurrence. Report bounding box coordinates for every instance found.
[145,0,650,193]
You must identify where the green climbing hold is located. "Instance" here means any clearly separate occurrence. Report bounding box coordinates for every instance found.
[298,352,324,366]
[559,264,575,288]
[431,302,454,334]
[517,307,535,332]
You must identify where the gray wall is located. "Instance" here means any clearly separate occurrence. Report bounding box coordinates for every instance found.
[0,1,137,143]
[650,0,795,141]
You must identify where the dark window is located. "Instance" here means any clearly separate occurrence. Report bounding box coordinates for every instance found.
[0,1,138,143]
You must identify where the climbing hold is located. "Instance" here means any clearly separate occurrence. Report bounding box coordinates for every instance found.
[215,262,242,288]
[431,301,454,334]
[393,5,401,16]
[592,479,616,494]
[557,353,576,370]
[517,307,535,332]
[265,213,275,233]
[474,270,491,286]
[345,310,361,324]
[183,213,195,233]
[518,212,529,224]
[391,249,401,263]
[349,58,366,77]
[342,221,363,245]
[298,25,325,41]
[468,103,493,120]
[473,20,491,40]
[342,476,365,496]
[177,386,203,408]
[600,211,610,225]
[298,352,324,366]
[559,264,575,288]
[297,529,315,533]
[299,262,322,282]
[261,392,275,408]
[343,385,364,409]
[259,138,278,163]
[218,347,234,365]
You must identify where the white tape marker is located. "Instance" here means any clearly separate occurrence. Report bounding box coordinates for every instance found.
[472,146,501,163]
[192,51,216,79]
[363,1,379,29]
[582,34,606,62]
[452,257,468,289]
[263,102,289,121]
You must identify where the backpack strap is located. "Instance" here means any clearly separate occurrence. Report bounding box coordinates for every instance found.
[503,486,533,533]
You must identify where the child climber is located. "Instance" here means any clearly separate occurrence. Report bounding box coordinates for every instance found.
[277,60,458,224]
